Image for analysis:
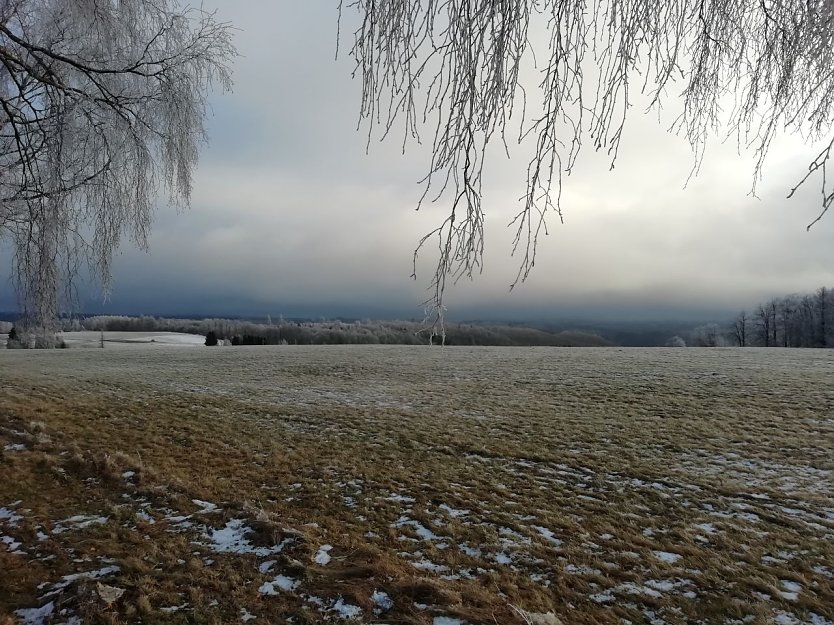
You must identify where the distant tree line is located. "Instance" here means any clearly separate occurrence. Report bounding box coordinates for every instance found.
[54,316,611,348]
[683,286,834,347]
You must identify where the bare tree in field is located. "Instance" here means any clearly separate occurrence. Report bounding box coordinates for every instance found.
[732,310,748,347]
[0,0,235,344]
[817,286,829,347]
[755,303,772,347]
[341,0,834,335]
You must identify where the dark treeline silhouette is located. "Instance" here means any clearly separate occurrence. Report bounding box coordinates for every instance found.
[58,316,612,347]
[733,286,833,347]
[714,286,833,348]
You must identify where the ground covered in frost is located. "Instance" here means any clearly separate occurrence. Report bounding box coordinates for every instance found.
[0,345,832,625]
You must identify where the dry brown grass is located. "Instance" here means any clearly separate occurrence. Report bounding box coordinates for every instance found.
[0,345,832,624]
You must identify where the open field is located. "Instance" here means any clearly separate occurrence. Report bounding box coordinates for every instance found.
[1,345,833,625]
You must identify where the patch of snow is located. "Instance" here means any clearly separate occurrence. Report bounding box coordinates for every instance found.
[2,534,23,552]
[438,504,469,518]
[121,471,135,479]
[809,614,834,625]
[331,598,362,620]
[136,510,155,524]
[305,595,326,608]
[412,559,449,573]
[4,443,27,452]
[695,523,717,534]
[15,601,54,625]
[433,617,466,625]
[616,582,663,599]
[160,604,188,613]
[533,526,563,546]
[315,544,333,565]
[781,507,804,516]
[259,574,298,595]
[644,579,689,593]
[393,517,442,541]
[258,560,276,573]
[564,564,601,575]
[205,519,288,557]
[812,565,833,579]
[653,550,682,564]
[45,566,121,595]
[387,493,416,504]
[0,507,23,526]
[52,515,108,534]
[590,591,614,603]
[372,590,394,612]
[193,499,219,513]
[458,543,481,557]
[777,580,801,601]
[240,608,257,622]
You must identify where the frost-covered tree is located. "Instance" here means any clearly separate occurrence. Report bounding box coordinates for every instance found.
[0,0,235,343]
[341,0,834,332]
[732,310,748,347]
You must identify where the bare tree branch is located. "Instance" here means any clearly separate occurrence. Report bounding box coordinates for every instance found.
[0,0,235,343]
[340,0,834,340]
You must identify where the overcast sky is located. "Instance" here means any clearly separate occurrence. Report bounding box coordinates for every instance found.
[3,1,834,321]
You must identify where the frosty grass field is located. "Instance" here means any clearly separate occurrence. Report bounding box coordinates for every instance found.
[0,343,832,625]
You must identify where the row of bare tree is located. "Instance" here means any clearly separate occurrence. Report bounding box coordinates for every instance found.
[61,315,610,348]
[728,287,833,348]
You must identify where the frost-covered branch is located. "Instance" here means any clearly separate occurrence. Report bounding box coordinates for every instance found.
[340,0,834,330]
[0,0,235,340]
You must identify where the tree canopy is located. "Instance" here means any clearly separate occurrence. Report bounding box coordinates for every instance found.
[0,0,234,339]
[340,0,834,334]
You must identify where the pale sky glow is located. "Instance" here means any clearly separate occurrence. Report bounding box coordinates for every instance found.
[3,1,833,321]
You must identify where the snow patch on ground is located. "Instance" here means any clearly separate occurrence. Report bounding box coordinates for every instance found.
[393,516,443,541]
[192,499,219,513]
[315,544,333,565]
[438,504,469,518]
[52,514,108,534]
[44,565,121,596]
[1,534,23,553]
[0,506,23,526]
[331,598,362,620]
[653,550,682,564]
[372,590,394,612]
[15,601,54,625]
[258,574,299,595]
[204,519,288,557]
[533,525,563,546]
[778,580,802,601]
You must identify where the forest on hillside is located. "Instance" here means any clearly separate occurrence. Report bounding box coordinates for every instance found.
[687,286,833,348]
[42,316,612,348]
[2,285,832,349]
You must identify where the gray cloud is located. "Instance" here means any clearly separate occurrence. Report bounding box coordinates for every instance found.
[2,1,833,321]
